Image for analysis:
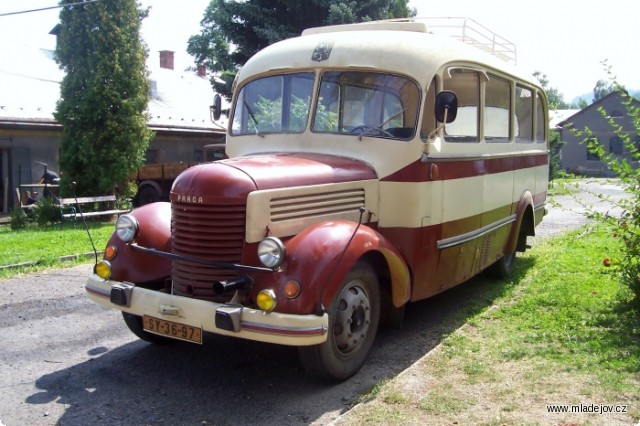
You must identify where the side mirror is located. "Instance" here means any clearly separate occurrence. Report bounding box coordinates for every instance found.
[435,91,458,123]
[210,94,222,122]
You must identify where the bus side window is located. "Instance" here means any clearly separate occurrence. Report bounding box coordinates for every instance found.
[515,85,534,143]
[484,74,511,142]
[536,91,546,144]
[442,69,479,142]
[420,78,437,140]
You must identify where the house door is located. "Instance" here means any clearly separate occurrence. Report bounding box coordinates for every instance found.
[0,149,8,213]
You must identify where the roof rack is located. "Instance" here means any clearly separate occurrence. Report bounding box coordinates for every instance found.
[302,17,517,65]
[417,17,517,64]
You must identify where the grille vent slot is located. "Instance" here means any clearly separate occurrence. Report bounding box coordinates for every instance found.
[270,189,365,222]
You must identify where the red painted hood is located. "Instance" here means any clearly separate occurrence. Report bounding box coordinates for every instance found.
[171,153,377,202]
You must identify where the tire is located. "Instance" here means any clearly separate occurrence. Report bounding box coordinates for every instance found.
[137,185,160,206]
[122,312,175,345]
[489,250,516,280]
[490,229,526,280]
[298,262,380,382]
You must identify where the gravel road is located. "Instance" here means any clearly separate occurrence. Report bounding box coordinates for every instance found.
[0,180,626,426]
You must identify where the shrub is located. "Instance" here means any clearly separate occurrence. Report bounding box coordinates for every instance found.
[568,86,640,302]
[32,197,62,226]
[10,207,28,230]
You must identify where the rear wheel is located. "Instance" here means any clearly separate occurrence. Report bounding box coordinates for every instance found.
[298,262,380,382]
[489,231,526,279]
[122,312,174,345]
[489,250,516,279]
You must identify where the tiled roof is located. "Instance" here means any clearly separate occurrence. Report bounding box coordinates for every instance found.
[0,46,227,133]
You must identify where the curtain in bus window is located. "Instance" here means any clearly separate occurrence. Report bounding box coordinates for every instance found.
[484,74,511,142]
[536,91,546,143]
[443,69,479,142]
[515,85,534,143]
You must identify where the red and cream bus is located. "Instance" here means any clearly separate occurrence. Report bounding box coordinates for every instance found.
[86,19,548,382]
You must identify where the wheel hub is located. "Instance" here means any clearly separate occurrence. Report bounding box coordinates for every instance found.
[333,283,371,354]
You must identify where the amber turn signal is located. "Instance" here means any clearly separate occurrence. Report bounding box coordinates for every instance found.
[95,260,112,280]
[283,280,301,299]
[104,245,118,260]
[256,289,276,313]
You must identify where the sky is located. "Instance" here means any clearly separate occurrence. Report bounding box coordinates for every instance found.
[0,0,638,103]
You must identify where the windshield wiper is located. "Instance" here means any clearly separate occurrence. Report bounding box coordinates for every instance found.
[244,101,263,137]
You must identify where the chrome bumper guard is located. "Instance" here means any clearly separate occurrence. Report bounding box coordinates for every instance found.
[86,274,328,346]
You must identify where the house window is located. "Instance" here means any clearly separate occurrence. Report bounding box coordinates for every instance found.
[609,136,623,155]
[586,138,600,161]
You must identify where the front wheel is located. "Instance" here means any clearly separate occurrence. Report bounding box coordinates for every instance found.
[298,262,380,382]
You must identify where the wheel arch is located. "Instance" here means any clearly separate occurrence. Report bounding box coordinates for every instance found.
[282,220,411,313]
[508,191,536,253]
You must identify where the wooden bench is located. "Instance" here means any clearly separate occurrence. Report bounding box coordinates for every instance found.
[57,195,130,221]
[15,187,37,211]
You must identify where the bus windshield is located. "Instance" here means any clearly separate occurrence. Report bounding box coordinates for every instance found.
[313,71,419,140]
[231,71,420,140]
[231,72,315,135]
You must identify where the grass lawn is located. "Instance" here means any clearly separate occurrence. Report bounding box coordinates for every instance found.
[0,222,114,277]
[338,225,640,425]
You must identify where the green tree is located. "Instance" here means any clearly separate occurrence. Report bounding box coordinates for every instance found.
[533,71,568,180]
[593,78,615,102]
[54,0,153,197]
[568,85,640,303]
[188,0,415,99]
[533,71,572,110]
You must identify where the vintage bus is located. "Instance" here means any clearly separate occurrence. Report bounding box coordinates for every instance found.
[86,19,548,382]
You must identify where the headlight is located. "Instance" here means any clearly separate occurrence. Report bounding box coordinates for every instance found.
[115,215,139,242]
[257,237,285,268]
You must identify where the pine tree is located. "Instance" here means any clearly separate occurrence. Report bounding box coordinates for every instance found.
[188,0,415,99]
[54,0,153,197]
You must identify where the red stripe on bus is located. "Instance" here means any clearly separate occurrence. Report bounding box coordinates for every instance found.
[381,153,549,182]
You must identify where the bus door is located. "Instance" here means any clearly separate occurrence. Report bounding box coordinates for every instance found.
[435,68,484,290]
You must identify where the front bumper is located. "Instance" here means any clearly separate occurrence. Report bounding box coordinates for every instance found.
[86,274,328,346]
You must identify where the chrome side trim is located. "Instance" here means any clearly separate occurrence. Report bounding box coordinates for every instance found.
[437,214,516,250]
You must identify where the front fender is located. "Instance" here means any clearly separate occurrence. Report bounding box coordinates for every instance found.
[106,202,172,284]
[281,220,410,313]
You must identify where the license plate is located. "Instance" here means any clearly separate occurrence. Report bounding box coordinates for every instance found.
[143,315,203,344]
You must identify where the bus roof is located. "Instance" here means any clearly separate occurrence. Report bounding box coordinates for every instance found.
[236,19,537,91]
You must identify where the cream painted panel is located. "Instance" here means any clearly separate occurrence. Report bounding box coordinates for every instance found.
[246,180,379,243]
[484,170,514,212]
[379,177,488,229]
[378,181,435,229]
[442,175,484,222]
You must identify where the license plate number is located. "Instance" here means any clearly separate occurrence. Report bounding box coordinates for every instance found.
[143,315,203,344]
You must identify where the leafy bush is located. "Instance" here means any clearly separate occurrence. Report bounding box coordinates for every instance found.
[568,86,640,302]
[32,197,62,226]
[9,207,28,230]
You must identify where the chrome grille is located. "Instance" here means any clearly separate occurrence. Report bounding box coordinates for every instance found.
[171,201,245,301]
